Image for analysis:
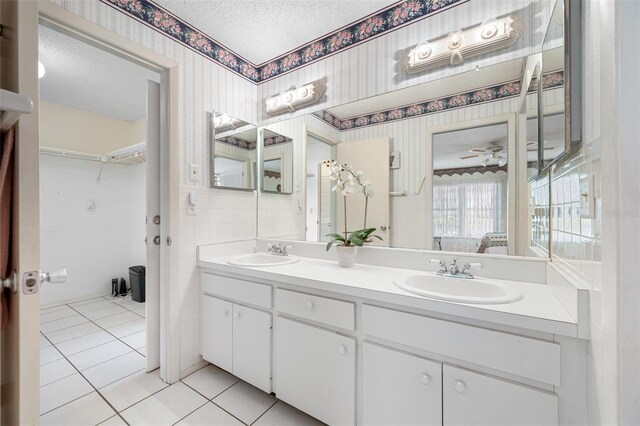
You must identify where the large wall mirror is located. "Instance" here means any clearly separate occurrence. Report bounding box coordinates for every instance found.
[210,111,257,190]
[254,1,576,258]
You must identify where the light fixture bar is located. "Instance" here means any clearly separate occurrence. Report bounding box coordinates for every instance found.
[265,81,325,115]
[406,15,525,74]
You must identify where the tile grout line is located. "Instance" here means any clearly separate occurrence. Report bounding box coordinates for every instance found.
[179,376,250,425]
[248,399,279,426]
[39,298,147,424]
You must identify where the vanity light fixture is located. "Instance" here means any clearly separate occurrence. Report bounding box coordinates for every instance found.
[265,81,325,115]
[213,114,245,130]
[38,61,46,79]
[406,15,524,74]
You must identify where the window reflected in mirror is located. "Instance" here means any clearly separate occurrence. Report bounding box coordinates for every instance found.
[432,123,509,254]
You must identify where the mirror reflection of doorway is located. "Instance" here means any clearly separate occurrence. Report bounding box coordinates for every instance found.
[305,134,334,242]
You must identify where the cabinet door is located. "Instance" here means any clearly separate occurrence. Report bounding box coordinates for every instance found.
[275,317,355,426]
[201,295,233,373]
[443,365,558,426]
[362,343,442,425]
[232,304,272,393]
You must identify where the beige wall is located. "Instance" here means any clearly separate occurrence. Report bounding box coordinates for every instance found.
[40,100,145,154]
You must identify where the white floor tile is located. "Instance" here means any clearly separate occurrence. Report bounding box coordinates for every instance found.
[182,365,239,399]
[253,401,325,426]
[98,415,128,425]
[40,304,71,314]
[94,311,140,329]
[40,346,63,365]
[40,334,52,348]
[40,358,76,387]
[56,330,115,356]
[40,391,116,426]
[73,300,116,315]
[120,382,207,426]
[121,330,145,349]
[99,369,168,412]
[40,373,93,415]
[40,314,88,333]
[107,318,145,338]
[83,304,129,321]
[137,346,147,356]
[176,402,243,426]
[40,307,78,323]
[132,306,146,317]
[69,297,110,308]
[213,381,277,425]
[83,351,146,388]
[67,340,133,371]
[45,322,101,344]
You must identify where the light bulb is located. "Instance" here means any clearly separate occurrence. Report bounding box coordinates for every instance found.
[38,61,45,79]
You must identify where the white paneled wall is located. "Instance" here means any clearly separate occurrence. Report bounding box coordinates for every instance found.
[47,0,258,376]
[257,0,553,124]
[40,156,146,306]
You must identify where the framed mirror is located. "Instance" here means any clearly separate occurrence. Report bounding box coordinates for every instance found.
[260,129,294,194]
[210,111,257,191]
[539,0,581,173]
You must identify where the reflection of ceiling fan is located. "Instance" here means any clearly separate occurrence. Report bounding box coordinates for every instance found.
[460,141,554,167]
[460,142,507,167]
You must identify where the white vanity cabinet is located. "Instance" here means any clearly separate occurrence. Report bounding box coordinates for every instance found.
[275,316,356,426]
[200,273,272,393]
[362,342,442,426]
[443,365,558,426]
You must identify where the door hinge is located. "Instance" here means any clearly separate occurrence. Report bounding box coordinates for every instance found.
[166,236,172,246]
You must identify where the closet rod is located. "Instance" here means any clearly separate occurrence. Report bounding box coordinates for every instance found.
[0,88,34,132]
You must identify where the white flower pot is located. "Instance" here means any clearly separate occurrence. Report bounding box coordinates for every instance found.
[336,245,358,268]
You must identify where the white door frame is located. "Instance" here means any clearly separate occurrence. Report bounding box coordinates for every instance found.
[425,113,517,254]
[38,1,181,383]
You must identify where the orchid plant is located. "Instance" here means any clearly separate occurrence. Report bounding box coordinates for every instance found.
[325,161,382,250]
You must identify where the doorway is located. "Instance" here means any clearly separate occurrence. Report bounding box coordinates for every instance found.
[305,132,335,242]
[36,21,166,421]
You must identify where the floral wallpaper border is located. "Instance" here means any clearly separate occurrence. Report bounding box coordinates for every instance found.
[100,0,466,83]
[216,133,293,150]
[314,70,565,131]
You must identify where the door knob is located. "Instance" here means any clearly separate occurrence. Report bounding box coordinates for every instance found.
[153,235,161,245]
[380,225,388,231]
[41,268,67,284]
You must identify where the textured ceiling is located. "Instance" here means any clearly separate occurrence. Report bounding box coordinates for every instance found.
[38,25,160,122]
[153,0,393,65]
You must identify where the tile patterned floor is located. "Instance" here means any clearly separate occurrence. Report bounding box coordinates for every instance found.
[40,295,325,425]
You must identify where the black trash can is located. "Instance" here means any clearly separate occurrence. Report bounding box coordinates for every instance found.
[129,265,146,303]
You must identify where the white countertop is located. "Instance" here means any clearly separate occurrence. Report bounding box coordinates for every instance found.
[199,254,579,338]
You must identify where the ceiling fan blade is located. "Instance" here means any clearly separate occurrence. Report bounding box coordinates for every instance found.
[469,148,486,153]
[460,154,479,159]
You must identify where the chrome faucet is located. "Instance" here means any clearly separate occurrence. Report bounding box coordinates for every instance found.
[431,258,481,279]
[267,243,291,256]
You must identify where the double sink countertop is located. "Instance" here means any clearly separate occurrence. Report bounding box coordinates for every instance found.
[198,253,581,338]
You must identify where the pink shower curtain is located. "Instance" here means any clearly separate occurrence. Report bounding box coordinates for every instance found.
[0,126,15,329]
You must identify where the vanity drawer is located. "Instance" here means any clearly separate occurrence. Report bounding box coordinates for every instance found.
[276,289,355,331]
[362,304,560,386]
[201,273,272,309]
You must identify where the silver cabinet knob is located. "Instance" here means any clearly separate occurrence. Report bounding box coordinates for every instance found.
[420,373,432,385]
[153,235,161,245]
[305,301,314,310]
[454,380,466,393]
[380,225,388,231]
[337,345,346,355]
[233,312,240,318]
[222,310,229,317]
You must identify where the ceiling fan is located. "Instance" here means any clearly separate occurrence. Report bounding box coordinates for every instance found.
[460,141,554,167]
[460,142,507,166]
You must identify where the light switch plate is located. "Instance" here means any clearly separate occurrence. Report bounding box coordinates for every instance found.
[186,205,197,216]
[189,164,200,183]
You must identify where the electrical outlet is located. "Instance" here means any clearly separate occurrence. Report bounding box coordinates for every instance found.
[86,200,96,213]
[189,164,200,183]
[186,204,197,216]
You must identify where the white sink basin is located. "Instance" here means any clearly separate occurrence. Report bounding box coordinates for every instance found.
[227,253,299,267]
[394,274,522,304]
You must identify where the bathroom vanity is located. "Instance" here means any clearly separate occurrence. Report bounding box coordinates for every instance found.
[198,241,588,426]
